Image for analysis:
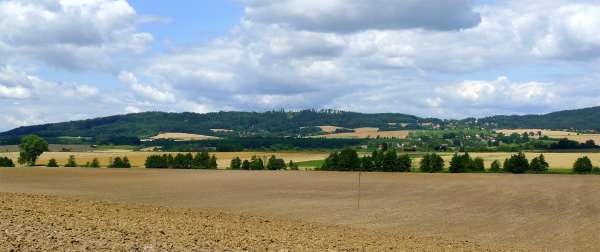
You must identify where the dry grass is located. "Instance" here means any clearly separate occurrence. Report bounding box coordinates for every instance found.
[0,151,329,168]
[150,132,219,141]
[315,127,411,139]
[497,129,600,143]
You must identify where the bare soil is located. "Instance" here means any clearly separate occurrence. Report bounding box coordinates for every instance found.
[2,168,600,251]
[0,193,486,251]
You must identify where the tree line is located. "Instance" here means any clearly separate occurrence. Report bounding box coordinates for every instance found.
[229,155,299,170]
[318,149,599,174]
[145,152,217,169]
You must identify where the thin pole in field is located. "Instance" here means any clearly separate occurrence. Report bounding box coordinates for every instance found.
[357,171,361,209]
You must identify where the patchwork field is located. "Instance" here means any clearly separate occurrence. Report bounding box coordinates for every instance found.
[497,129,600,143]
[2,168,600,251]
[0,151,329,168]
[149,132,220,141]
[315,127,411,139]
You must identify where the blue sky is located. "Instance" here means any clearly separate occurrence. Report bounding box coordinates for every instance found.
[1,0,600,130]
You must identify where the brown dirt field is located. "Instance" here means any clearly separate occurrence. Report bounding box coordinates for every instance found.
[0,151,329,168]
[497,129,600,143]
[317,125,343,133]
[150,132,220,141]
[2,168,600,251]
[0,193,487,251]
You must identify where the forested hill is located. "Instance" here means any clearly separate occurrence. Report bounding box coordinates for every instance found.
[3,106,600,141]
[477,106,600,130]
[0,110,427,139]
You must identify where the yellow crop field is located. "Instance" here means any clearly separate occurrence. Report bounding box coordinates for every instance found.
[150,132,220,141]
[0,151,329,168]
[314,127,411,139]
[497,129,600,143]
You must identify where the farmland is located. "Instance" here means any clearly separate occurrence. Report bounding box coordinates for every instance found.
[497,129,600,143]
[0,151,329,168]
[2,168,600,251]
[314,127,411,139]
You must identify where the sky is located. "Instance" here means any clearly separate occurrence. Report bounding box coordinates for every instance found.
[1,0,600,131]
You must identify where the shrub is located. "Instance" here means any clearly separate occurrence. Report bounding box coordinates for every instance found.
[89,158,101,168]
[503,152,529,174]
[109,157,131,168]
[249,156,264,170]
[288,160,299,170]
[490,160,501,172]
[397,154,412,172]
[46,158,59,167]
[230,157,242,170]
[573,156,593,173]
[0,157,15,167]
[65,155,77,167]
[241,160,251,170]
[529,154,549,172]
[420,153,444,173]
[472,157,485,172]
[267,155,287,170]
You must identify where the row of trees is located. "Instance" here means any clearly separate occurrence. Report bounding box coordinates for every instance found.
[229,155,299,170]
[318,149,599,174]
[320,149,446,173]
[45,156,131,168]
[145,152,217,169]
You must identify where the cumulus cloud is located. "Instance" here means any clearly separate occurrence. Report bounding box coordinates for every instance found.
[7,0,600,130]
[0,0,152,71]
[118,71,175,103]
[242,0,482,32]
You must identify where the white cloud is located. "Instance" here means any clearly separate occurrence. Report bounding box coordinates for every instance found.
[0,85,30,99]
[0,0,152,71]
[118,71,175,103]
[243,0,482,32]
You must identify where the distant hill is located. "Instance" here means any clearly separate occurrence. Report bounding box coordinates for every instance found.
[3,106,600,142]
[477,106,600,130]
[0,110,427,140]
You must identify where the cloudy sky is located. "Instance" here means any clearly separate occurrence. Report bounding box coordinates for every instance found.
[1,0,600,130]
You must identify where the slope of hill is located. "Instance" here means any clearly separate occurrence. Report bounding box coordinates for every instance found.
[0,110,425,140]
[3,106,600,142]
[477,106,600,130]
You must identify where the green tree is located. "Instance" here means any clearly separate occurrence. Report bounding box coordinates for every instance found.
[361,156,375,172]
[89,158,101,168]
[573,156,593,173]
[242,160,251,170]
[65,155,77,167]
[337,149,361,171]
[47,158,59,167]
[449,153,470,173]
[382,151,398,172]
[397,154,412,172]
[490,160,501,172]
[209,155,218,169]
[472,157,485,172]
[0,157,15,167]
[503,152,529,174]
[267,155,286,170]
[321,152,339,171]
[420,153,444,173]
[249,156,264,170]
[530,154,549,172]
[288,160,299,170]
[18,135,48,166]
[230,157,242,170]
